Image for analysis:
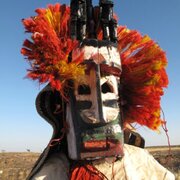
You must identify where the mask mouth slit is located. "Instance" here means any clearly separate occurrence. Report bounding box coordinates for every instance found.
[76,101,92,110]
[103,100,119,108]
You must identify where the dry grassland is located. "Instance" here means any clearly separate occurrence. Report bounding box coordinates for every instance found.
[0,146,179,180]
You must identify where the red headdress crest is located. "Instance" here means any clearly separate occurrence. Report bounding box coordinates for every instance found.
[21,3,168,131]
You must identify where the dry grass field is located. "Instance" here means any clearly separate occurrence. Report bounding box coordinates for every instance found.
[0,146,179,180]
[146,146,180,179]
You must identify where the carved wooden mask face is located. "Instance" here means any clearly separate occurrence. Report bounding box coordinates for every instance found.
[66,41,123,160]
[74,63,120,124]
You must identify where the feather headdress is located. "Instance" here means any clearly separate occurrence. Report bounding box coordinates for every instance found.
[116,26,168,130]
[21,4,85,92]
[21,4,168,131]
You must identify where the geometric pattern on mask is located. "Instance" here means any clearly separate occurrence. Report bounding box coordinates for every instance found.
[80,118,123,159]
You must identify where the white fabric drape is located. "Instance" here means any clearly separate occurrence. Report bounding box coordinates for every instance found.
[33,144,175,180]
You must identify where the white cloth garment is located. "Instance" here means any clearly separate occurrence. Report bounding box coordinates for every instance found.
[33,144,175,180]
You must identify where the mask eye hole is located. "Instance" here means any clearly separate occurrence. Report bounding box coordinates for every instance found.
[101,82,113,93]
[78,84,91,95]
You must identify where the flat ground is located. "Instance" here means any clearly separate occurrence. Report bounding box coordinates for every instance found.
[0,146,179,180]
[146,146,180,179]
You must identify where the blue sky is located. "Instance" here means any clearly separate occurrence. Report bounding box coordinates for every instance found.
[0,0,179,152]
